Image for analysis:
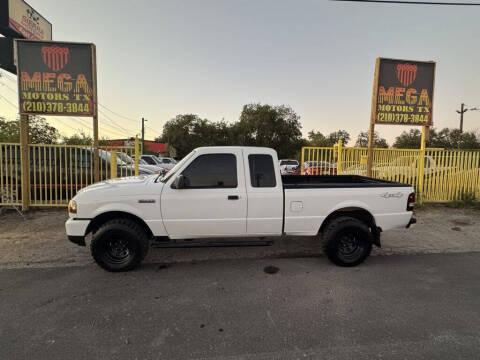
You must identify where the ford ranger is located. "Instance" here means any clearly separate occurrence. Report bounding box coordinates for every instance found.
[65,146,416,272]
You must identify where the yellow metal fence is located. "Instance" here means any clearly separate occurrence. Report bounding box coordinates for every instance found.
[302,143,480,203]
[1,140,140,208]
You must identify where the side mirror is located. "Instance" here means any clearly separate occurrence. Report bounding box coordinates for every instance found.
[172,174,186,189]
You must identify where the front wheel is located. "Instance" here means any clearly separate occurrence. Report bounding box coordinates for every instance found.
[322,216,373,267]
[90,218,150,272]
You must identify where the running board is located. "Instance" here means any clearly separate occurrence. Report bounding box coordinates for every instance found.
[151,239,274,249]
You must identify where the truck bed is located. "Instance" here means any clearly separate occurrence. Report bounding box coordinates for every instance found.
[282,175,408,189]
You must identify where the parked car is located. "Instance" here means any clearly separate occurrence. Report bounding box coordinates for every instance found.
[117,152,165,175]
[156,157,177,170]
[279,159,299,175]
[304,161,337,175]
[66,146,416,272]
[139,155,177,171]
[139,154,160,166]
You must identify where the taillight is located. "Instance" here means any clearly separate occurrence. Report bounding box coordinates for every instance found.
[407,192,415,211]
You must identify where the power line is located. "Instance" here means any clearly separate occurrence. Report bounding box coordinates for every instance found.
[0,70,17,83]
[0,92,18,109]
[72,116,130,137]
[99,103,162,134]
[331,0,480,5]
[146,125,162,136]
[98,103,138,122]
[0,80,17,95]
[98,108,138,134]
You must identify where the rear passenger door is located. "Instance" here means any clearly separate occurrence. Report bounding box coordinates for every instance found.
[243,149,283,235]
[161,150,247,238]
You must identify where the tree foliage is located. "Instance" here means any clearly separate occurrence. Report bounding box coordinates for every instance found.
[157,104,304,159]
[157,114,231,158]
[393,128,480,149]
[233,104,304,158]
[327,130,350,146]
[355,131,389,148]
[0,116,59,144]
[306,130,351,147]
[61,132,110,146]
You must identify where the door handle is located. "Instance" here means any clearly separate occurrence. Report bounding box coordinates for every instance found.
[228,195,239,200]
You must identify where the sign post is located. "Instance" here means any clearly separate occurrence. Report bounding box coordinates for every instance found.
[368,57,436,177]
[91,44,99,182]
[19,114,29,210]
[367,58,381,177]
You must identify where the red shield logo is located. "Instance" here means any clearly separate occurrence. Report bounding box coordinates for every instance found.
[41,46,69,72]
[396,63,417,87]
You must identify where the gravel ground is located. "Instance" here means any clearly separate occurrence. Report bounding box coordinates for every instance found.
[0,205,479,269]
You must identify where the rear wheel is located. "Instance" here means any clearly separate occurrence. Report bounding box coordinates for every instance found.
[90,218,150,272]
[322,216,373,267]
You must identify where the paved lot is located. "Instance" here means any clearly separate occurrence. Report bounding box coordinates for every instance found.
[1,205,479,359]
[1,253,480,360]
[1,205,480,269]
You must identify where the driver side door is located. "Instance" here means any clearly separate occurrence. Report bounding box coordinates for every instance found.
[161,150,247,239]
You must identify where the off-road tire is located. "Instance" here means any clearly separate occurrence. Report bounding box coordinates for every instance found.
[322,216,373,267]
[90,218,150,272]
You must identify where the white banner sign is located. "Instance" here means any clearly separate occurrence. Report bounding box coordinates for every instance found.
[8,0,52,40]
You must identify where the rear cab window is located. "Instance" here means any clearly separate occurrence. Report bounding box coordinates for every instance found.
[248,154,276,187]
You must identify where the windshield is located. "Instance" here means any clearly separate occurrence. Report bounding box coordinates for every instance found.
[151,156,163,165]
[158,150,196,183]
[117,152,133,165]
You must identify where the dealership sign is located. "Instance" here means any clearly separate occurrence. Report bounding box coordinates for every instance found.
[372,58,436,126]
[0,0,52,40]
[16,40,96,116]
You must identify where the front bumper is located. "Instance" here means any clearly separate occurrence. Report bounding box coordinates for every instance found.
[65,218,90,246]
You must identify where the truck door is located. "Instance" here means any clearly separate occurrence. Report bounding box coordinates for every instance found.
[243,149,283,235]
[161,150,247,238]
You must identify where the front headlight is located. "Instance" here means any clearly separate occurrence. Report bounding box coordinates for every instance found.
[68,200,77,214]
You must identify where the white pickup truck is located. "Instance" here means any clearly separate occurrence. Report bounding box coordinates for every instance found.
[66,146,416,272]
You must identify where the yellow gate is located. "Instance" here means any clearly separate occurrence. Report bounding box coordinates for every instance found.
[0,139,140,208]
[301,143,480,203]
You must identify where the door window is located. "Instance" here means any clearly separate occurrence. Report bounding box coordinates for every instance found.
[181,154,237,188]
[248,154,276,187]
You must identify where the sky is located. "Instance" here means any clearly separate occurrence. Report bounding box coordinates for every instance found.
[1,0,480,144]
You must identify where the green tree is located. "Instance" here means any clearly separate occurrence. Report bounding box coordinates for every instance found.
[61,132,111,146]
[393,129,422,148]
[393,128,480,149]
[0,115,59,144]
[307,130,330,147]
[158,114,230,158]
[327,130,350,146]
[232,103,303,158]
[355,131,389,148]
[429,128,480,149]
[62,131,93,145]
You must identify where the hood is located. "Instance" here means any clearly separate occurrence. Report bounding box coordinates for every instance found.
[75,175,158,198]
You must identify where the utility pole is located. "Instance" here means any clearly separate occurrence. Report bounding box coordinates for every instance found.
[141,117,147,154]
[457,104,480,133]
[457,103,467,133]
